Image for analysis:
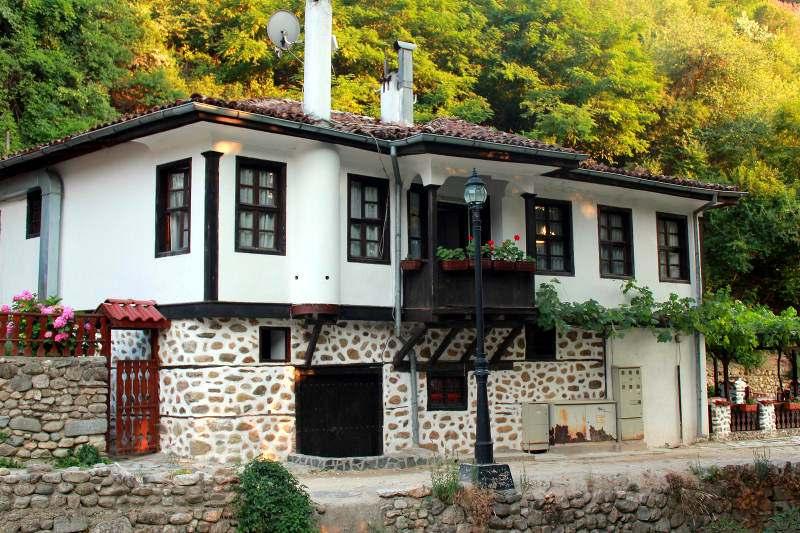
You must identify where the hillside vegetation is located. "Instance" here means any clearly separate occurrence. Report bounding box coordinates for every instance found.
[2,0,800,307]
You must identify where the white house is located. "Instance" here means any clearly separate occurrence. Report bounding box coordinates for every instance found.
[0,1,743,462]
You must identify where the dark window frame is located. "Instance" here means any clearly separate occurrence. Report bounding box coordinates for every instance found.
[407,184,428,259]
[533,198,574,276]
[234,156,287,256]
[155,158,192,257]
[656,212,690,283]
[597,205,634,279]
[427,367,468,411]
[26,188,42,239]
[347,174,391,264]
[525,323,557,361]
[258,326,291,363]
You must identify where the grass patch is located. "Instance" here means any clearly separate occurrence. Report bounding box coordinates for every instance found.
[54,445,110,469]
[430,454,461,505]
[0,457,22,469]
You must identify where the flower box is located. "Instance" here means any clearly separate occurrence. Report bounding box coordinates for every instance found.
[493,260,516,272]
[400,259,424,272]
[735,403,758,413]
[516,261,536,272]
[469,258,493,271]
[787,402,800,411]
[440,259,469,272]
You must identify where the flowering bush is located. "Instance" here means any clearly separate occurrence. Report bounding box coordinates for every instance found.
[494,235,525,261]
[2,291,89,354]
[466,235,494,258]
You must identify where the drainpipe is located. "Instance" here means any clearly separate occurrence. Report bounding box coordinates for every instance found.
[390,145,420,446]
[692,193,721,438]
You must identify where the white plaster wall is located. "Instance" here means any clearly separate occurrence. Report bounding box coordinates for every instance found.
[0,195,39,303]
[608,329,700,447]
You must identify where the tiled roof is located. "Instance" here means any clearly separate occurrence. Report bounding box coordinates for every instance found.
[0,94,740,194]
[579,160,740,192]
[96,299,170,329]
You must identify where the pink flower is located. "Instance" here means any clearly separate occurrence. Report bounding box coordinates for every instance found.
[15,290,33,301]
[61,307,74,320]
[53,316,67,329]
[54,333,68,343]
[5,322,15,335]
[44,331,53,339]
[1,305,10,313]
[40,306,54,316]
[84,323,92,331]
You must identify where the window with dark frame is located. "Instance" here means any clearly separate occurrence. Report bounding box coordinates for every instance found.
[155,160,191,255]
[258,327,290,363]
[657,214,689,282]
[534,199,573,275]
[597,206,633,278]
[407,186,427,259]
[236,158,286,255]
[348,175,390,263]
[26,188,41,239]
[427,370,467,410]
[525,323,557,361]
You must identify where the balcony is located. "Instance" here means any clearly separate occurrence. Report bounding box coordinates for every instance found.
[402,260,535,322]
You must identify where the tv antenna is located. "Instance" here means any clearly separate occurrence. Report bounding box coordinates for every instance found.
[267,10,301,57]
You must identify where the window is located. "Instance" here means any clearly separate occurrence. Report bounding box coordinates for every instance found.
[427,370,467,410]
[657,213,689,282]
[598,206,633,278]
[26,188,41,239]
[259,327,290,363]
[525,324,557,361]
[407,185,427,259]
[534,199,573,275]
[236,157,286,255]
[348,175,390,263]
[156,159,191,256]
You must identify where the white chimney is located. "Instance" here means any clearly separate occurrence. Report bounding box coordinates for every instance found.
[303,0,332,120]
[381,40,417,125]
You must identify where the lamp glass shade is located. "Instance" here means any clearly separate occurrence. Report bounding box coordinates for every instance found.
[464,170,488,206]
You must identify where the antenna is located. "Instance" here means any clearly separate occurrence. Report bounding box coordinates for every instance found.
[267,10,301,57]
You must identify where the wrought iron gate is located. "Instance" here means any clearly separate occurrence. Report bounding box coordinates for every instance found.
[114,358,160,455]
[296,367,383,457]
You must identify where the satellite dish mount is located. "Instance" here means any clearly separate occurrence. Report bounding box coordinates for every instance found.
[267,10,301,57]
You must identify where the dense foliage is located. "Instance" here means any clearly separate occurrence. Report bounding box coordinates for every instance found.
[235,458,315,533]
[3,0,800,306]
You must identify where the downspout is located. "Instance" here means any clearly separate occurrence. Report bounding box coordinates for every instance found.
[692,192,721,438]
[390,146,420,446]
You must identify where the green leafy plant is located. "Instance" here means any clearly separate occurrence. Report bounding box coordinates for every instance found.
[753,447,771,481]
[429,454,462,505]
[493,235,525,261]
[690,459,721,483]
[0,431,9,444]
[703,517,749,532]
[0,457,22,469]
[235,458,315,533]
[54,445,110,469]
[465,237,494,259]
[765,507,800,533]
[435,246,466,261]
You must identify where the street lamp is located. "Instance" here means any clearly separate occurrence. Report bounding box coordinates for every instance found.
[460,169,514,490]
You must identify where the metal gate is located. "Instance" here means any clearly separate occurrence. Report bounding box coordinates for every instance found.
[114,357,160,455]
[296,367,383,457]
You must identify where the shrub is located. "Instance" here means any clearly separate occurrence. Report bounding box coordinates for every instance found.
[0,457,22,469]
[455,485,494,528]
[765,507,800,533]
[703,517,749,532]
[690,459,721,483]
[753,447,772,481]
[54,445,109,469]
[429,455,461,505]
[235,458,315,533]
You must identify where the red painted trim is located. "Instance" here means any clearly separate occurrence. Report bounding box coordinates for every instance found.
[290,304,340,317]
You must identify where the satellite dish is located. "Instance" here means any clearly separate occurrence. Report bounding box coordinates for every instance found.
[267,10,301,55]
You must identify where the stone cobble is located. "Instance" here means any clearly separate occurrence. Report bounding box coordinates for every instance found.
[287,453,431,471]
[0,357,107,460]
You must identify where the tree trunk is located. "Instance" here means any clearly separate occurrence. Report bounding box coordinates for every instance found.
[722,355,731,399]
[777,348,783,394]
[792,349,799,399]
[713,356,719,396]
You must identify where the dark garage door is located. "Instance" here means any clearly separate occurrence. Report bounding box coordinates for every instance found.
[296,367,383,457]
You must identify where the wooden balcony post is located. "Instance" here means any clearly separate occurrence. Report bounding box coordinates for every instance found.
[522,193,537,258]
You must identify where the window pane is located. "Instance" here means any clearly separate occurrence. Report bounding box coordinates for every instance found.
[612,261,625,275]
[259,170,274,188]
[551,256,564,271]
[549,241,563,257]
[610,213,622,228]
[600,246,610,260]
[365,186,378,202]
[410,240,422,259]
[240,186,254,204]
[365,201,379,219]
[366,224,380,242]
[611,247,624,261]
[611,228,625,242]
[548,206,562,221]
[536,242,546,256]
[658,228,666,247]
[240,168,254,186]
[366,242,380,258]
[669,265,682,279]
[549,222,562,236]
[169,190,184,209]
[599,226,608,241]
[660,263,668,279]
[239,230,253,248]
[268,329,286,360]
[350,224,361,240]
[349,240,361,257]
[668,230,680,248]
[350,182,362,218]
[536,222,547,236]
[409,192,420,214]
[259,213,275,231]
[240,211,254,229]
[259,188,276,207]
[535,205,546,218]
[169,213,186,251]
[409,216,421,237]
[259,231,275,250]
[170,172,184,190]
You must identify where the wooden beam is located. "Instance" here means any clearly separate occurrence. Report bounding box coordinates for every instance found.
[459,325,494,363]
[392,325,428,366]
[303,321,324,368]
[429,328,459,366]
[489,326,523,364]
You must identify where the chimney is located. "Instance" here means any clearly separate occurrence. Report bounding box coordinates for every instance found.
[381,40,417,125]
[303,0,333,120]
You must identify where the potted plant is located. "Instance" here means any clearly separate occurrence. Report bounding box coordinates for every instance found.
[400,257,424,272]
[737,398,758,413]
[466,237,493,270]
[788,397,800,410]
[436,246,468,271]
[493,236,524,271]
[516,255,536,272]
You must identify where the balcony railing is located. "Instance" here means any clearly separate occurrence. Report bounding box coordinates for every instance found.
[0,312,111,357]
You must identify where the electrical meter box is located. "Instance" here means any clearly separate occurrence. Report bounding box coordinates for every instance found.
[613,367,644,441]
[521,402,550,452]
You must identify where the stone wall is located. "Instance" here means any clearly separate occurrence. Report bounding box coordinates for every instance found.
[706,353,789,397]
[0,357,107,460]
[0,463,237,532]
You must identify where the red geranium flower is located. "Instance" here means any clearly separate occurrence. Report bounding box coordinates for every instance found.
[487,240,495,248]
[514,234,521,241]
[468,235,474,241]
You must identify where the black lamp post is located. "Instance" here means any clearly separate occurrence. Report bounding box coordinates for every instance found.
[464,169,493,465]
[459,169,514,490]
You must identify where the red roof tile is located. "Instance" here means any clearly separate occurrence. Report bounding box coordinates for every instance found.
[579,160,740,193]
[96,299,170,329]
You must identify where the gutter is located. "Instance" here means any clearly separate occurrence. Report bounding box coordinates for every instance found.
[692,193,724,439]
[390,145,420,447]
[573,168,746,200]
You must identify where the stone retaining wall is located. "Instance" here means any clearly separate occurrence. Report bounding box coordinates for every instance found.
[0,357,108,460]
[0,463,237,532]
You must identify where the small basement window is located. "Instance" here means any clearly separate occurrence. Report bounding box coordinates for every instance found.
[259,327,290,363]
[525,324,557,361]
[427,370,467,411]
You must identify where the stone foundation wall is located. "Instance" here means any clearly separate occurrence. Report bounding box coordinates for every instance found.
[707,353,789,397]
[0,463,237,532]
[0,357,108,460]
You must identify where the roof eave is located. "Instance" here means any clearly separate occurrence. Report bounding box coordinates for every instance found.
[571,168,746,201]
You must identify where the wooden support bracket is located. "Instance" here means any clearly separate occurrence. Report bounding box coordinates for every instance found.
[393,325,428,366]
[429,328,459,367]
[303,321,325,368]
[489,326,522,364]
